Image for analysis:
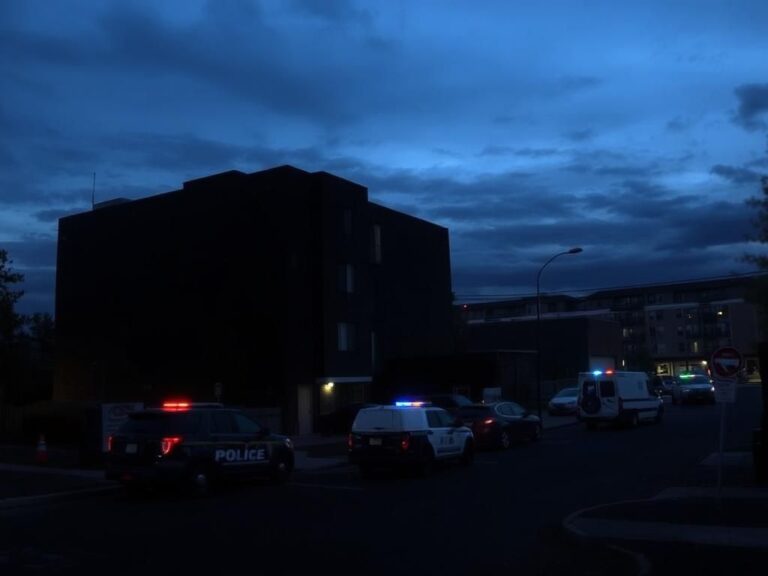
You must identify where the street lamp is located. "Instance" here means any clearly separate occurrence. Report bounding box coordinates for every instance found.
[536,247,583,423]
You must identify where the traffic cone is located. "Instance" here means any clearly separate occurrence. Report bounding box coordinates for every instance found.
[36,434,48,465]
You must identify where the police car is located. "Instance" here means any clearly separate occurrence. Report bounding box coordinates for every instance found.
[105,401,294,494]
[347,402,474,476]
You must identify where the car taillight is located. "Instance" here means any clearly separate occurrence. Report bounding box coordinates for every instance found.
[483,418,496,426]
[400,433,411,451]
[107,435,113,452]
[161,436,183,455]
[347,433,354,449]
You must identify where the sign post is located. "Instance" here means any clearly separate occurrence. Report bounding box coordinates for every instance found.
[710,347,743,500]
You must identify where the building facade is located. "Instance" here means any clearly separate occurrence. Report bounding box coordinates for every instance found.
[457,275,764,380]
[55,166,454,433]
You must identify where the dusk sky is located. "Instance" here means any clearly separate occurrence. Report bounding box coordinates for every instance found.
[2,0,768,315]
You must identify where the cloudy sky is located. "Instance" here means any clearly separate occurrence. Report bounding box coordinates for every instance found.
[2,0,768,314]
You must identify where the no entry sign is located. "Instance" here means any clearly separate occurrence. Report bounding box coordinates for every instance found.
[710,347,743,379]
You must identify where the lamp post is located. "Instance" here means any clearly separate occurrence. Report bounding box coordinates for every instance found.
[536,247,583,423]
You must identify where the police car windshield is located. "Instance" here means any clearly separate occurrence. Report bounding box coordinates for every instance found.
[120,412,202,434]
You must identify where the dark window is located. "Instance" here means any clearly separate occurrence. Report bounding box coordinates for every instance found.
[599,381,616,397]
[435,409,454,427]
[211,412,237,434]
[508,402,526,415]
[582,380,598,398]
[338,322,356,352]
[338,264,354,293]
[426,411,443,428]
[233,413,262,435]
[372,224,382,263]
[458,407,493,419]
[343,208,353,235]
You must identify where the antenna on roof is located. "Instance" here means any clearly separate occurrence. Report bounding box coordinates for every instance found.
[91,172,96,209]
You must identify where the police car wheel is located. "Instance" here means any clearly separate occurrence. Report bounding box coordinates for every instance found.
[270,459,292,484]
[499,431,511,450]
[629,413,640,428]
[419,446,435,476]
[189,469,210,497]
[460,440,474,466]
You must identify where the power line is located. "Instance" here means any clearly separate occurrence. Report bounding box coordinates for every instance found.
[454,271,766,302]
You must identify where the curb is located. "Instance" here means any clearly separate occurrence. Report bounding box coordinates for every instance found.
[0,484,121,511]
[562,491,768,573]
[562,498,654,576]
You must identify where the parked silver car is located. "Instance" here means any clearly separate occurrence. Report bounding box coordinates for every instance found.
[548,387,579,415]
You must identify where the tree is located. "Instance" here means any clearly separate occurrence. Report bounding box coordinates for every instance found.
[0,248,25,343]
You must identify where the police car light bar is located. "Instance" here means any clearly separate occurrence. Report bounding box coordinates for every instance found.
[162,401,191,412]
[592,370,602,376]
[395,401,426,407]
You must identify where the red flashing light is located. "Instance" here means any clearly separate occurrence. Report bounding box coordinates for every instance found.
[161,436,183,455]
[605,369,615,375]
[400,433,411,451]
[162,401,191,412]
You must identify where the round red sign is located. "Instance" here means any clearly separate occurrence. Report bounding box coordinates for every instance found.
[710,347,743,378]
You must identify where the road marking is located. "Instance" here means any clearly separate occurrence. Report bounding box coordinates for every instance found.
[289,482,363,492]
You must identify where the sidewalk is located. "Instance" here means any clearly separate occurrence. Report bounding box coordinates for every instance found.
[563,451,768,575]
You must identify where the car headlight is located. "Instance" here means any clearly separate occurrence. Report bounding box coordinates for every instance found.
[284,438,294,449]
[710,386,715,392]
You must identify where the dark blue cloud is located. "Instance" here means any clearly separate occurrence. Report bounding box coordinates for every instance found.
[733,83,768,131]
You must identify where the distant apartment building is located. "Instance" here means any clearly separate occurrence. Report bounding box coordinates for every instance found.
[457,276,764,379]
[55,165,454,434]
[580,277,763,378]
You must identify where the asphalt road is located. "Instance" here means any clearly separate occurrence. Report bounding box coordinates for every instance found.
[0,386,762,576]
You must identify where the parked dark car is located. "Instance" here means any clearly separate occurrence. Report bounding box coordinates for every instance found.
[671,374,716,405]
[456,402,541,449]
[318,402,379,435]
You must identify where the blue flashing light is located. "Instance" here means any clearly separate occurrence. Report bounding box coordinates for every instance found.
[395,401,425,407]
[592,370,602,376]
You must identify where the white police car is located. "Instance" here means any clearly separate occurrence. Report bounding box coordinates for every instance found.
[347,401,474,476]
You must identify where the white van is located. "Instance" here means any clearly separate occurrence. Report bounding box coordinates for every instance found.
[577,370,663,429]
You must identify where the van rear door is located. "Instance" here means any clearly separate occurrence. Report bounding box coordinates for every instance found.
[598,378,618,418]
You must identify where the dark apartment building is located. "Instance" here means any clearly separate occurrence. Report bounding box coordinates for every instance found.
[457,275,764,380]
[55,165,453,434]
